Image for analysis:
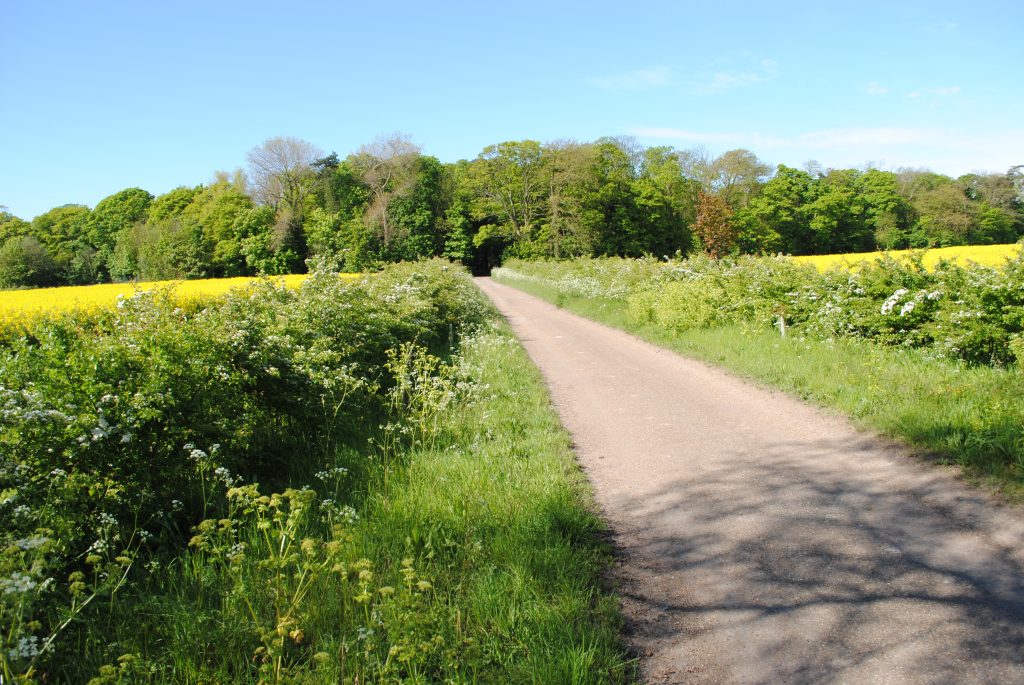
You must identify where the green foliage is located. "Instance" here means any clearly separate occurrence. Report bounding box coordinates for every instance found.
[494,257,1024,492]
[0,261,491,680]
[498,252,1024,367]
[181,175,253,276]
[0,236,59,288]
[147,186,200,222]
[0,210,31,244]
[13,137,1022,287]
[86,188,153,270]
[1,260,628,682]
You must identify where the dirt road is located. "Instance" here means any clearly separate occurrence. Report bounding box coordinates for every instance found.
[476,277,1024,684]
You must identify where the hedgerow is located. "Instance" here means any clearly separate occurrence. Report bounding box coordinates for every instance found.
[0,260,492,681]
[498,252,1024,366]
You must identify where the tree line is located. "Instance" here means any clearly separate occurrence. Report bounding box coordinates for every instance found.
[1,134,1022,287]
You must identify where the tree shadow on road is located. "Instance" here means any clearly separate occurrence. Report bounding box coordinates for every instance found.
[606,434,1024,684]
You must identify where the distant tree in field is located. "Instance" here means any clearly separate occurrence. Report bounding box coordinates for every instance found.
[182,172,253,275]
[0,208,31,244]
[804,169,874,253]
[588,138,645,256]
[385,154,449,260]
[734,165,813,254]
[909,181,977,246]
[247,136,323,259]
[856,169,914,249]
[542,140,599,258]
[148,186,201,222]
[694,191,736,258]
[0,235,59,287]
[1009,165,1024,207]
[467,140,547,256]
[30,204,94,284]
[86,187,153,275]
[349,133,423,248]
[706,149,770,209]
[640,146,698,253]
[31,204,90,253]
[237,205,300,274]
[247,137,323,211]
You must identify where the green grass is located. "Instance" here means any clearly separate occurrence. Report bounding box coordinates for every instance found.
[62,324,633,684]
[496,276,1024,499]
[347,327,632,683]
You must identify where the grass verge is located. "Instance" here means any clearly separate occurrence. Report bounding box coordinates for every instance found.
[63,323,632,683]
[495,276,1024,499]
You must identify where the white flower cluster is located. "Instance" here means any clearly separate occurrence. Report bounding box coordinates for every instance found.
[881,288,942,317]
[2,571,39,595]
[8,635,42,660]
[315,466,349,481]
[880,288,909,315]
[15,535,50,551]
[214,466,237,487]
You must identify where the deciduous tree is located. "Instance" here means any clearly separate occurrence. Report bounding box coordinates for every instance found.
[349,133,422,247]
[694,191,736,258]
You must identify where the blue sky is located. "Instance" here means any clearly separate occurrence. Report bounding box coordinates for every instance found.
[2,0,1021,220]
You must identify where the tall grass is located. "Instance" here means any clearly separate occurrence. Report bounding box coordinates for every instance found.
[64,326,631,683]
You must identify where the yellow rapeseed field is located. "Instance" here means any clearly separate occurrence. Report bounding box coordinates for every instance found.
[793,243,1023,271]
[0,273,359,329]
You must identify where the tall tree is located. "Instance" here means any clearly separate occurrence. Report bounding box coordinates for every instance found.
[707,149,770,209]
[467,140,547,256]
[247,136,323,259]
[349,133,422,247]
[0,236,58,287]
[734,165,813,254]
[182,172,253,275]
[0,208,31,244]
[694,191,736,258]
[856,169,913,249]
[86,187,153,275]
[30,204,94,284]
[805,169,873,253]
[910,182,977,246]
[542,140,598,258]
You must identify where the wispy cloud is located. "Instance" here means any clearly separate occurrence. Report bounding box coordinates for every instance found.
[587,65,673,91]
[630,125,1024,176]
[864,82,889,95]
[908,86,961,98]
[632,126,934,150]
[924,21,959,34]
[692,55,778,93]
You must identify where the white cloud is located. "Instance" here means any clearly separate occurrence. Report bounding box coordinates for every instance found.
[631,126,1024,176]
[925,21,959,34]
[908,86,961,98]
[864,82,889,95]
[587,66,673,91]
[692,55,778,92]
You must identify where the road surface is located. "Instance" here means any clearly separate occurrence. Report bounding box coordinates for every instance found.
[476,277,1024,685]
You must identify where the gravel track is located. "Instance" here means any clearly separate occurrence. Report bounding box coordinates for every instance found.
[476,277,1024,685]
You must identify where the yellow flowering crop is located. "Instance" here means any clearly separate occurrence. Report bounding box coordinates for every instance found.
[793,243,1022,272]
[0,273,359,329]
